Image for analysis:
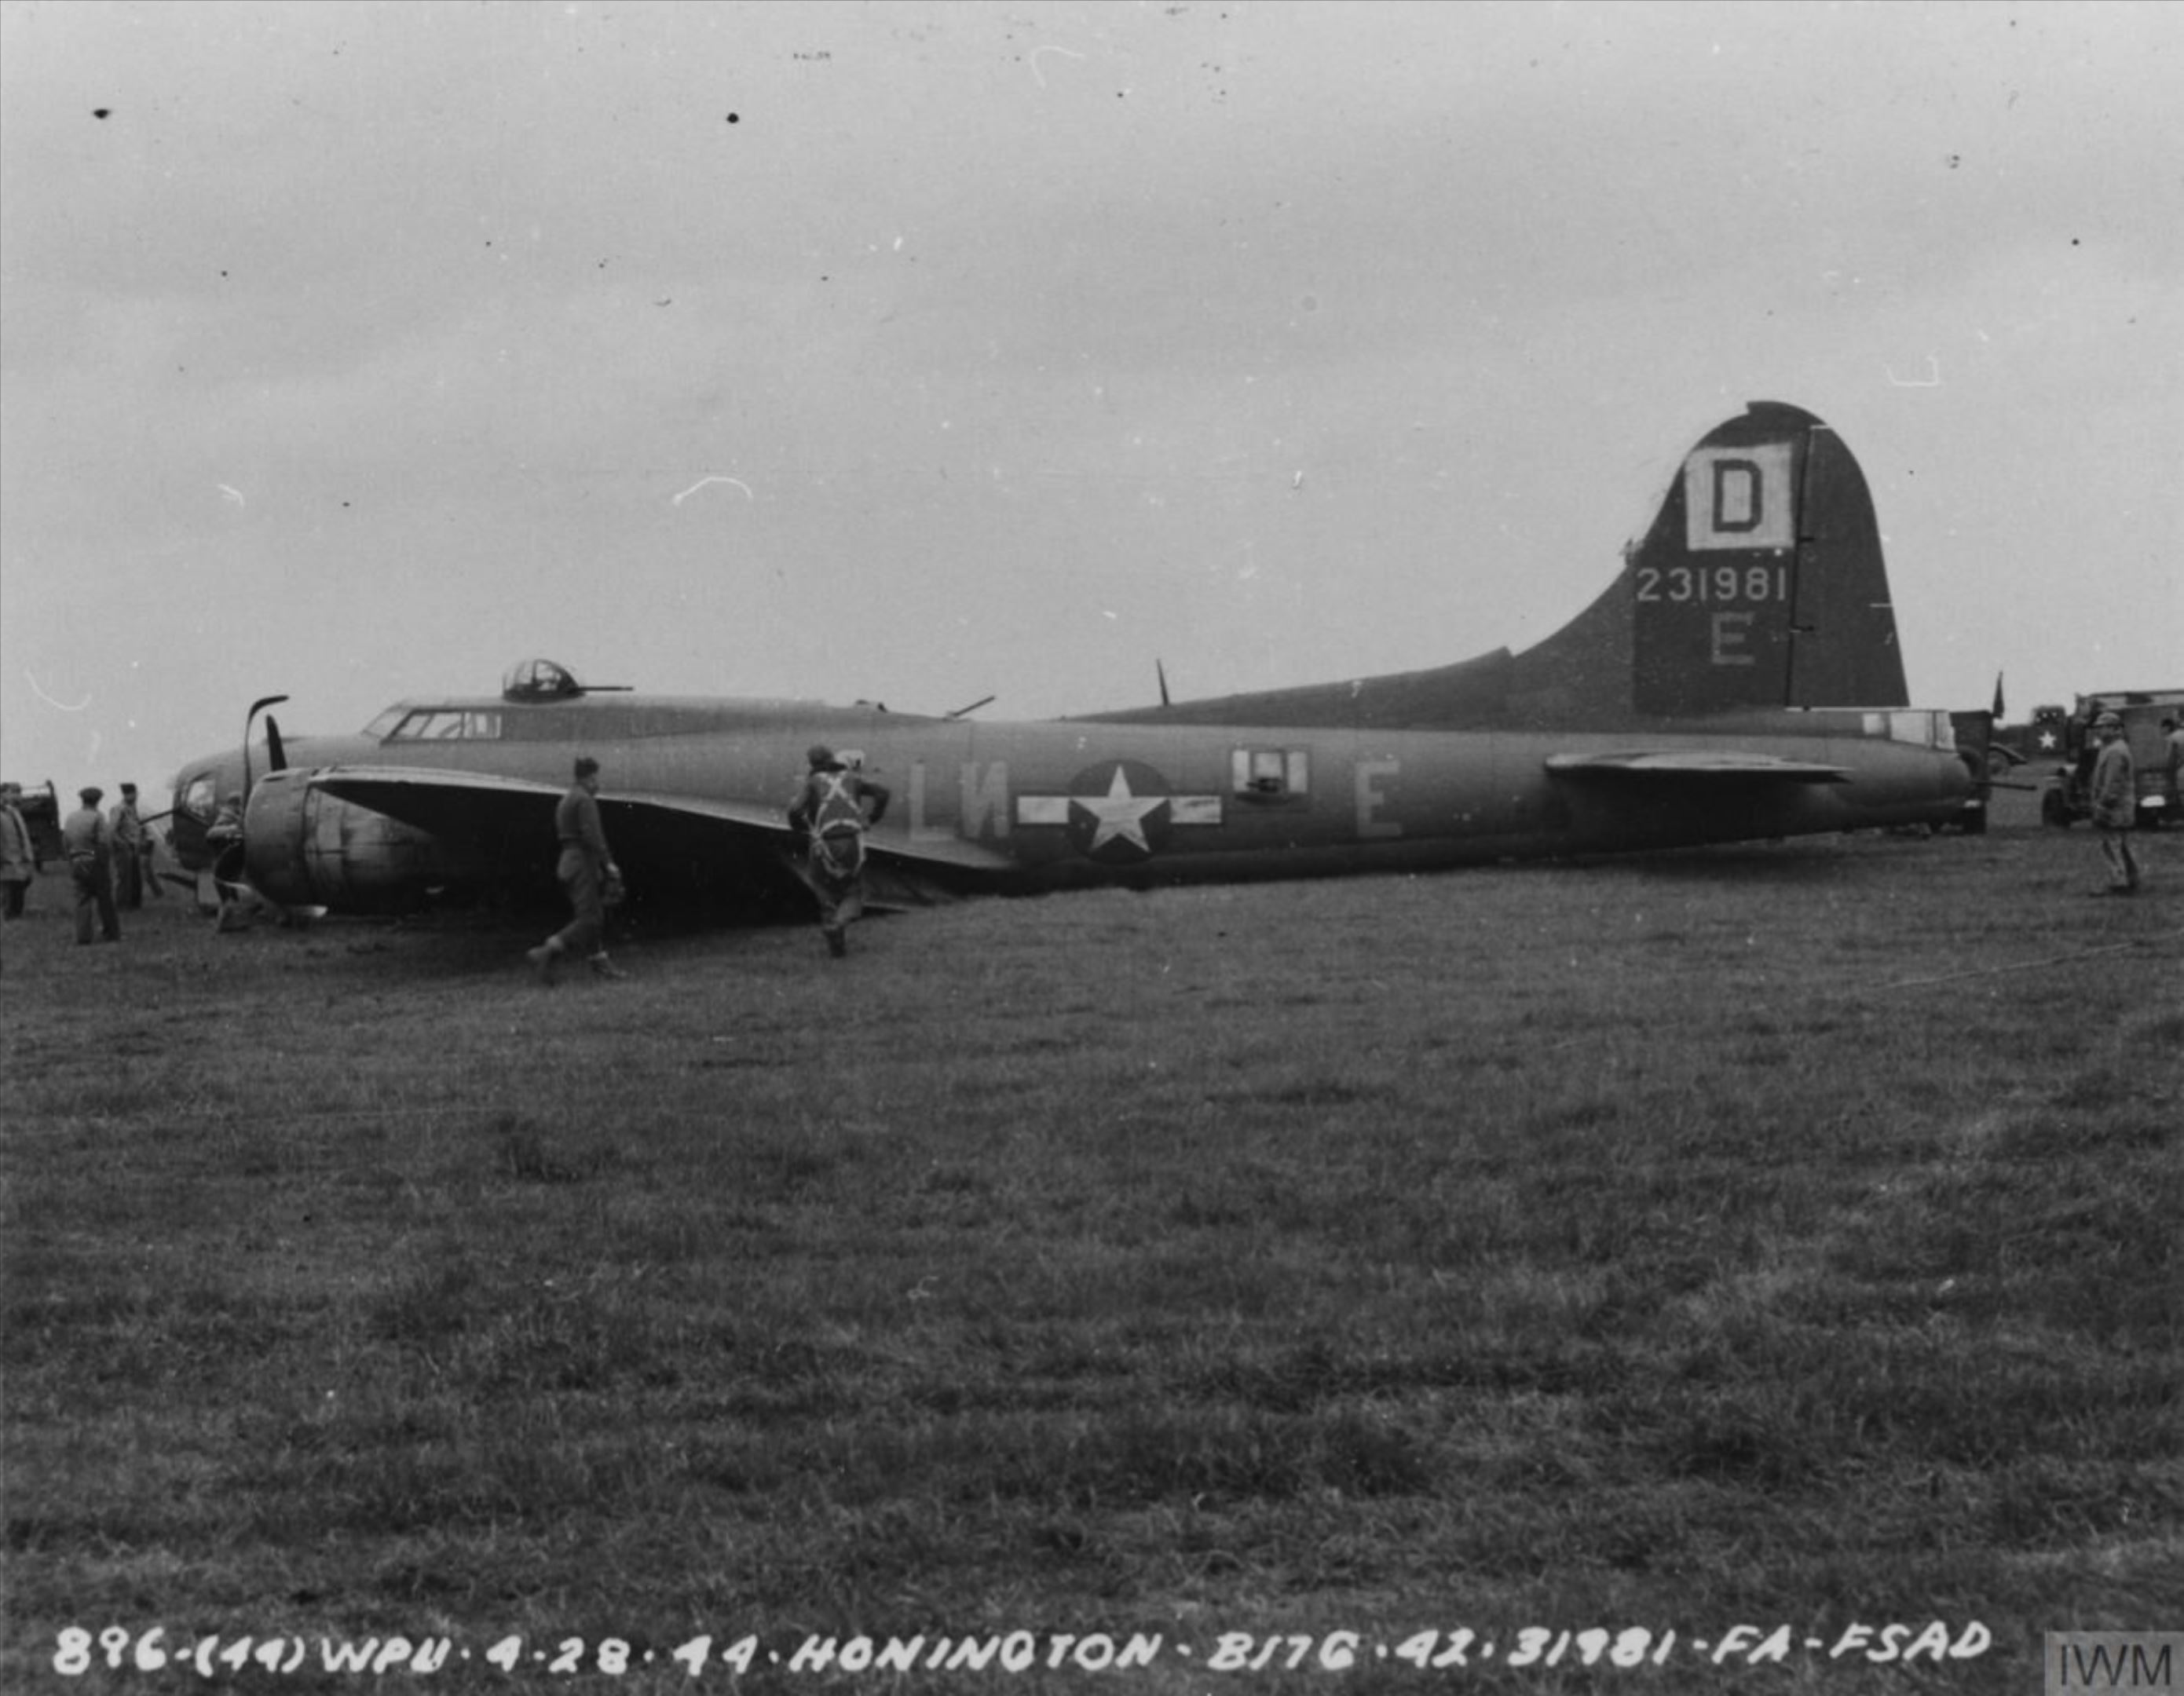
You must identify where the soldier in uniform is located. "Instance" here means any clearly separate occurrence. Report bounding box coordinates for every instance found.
[785,744,890,958]
[527,755,626,982]
[0,782,34,919]
[110,782,152,908]
[62,786,121,944]
[2163,715,2183,813]
[2067,704,2102,811]
[2088,711,2140,896]
[204,791,255,929]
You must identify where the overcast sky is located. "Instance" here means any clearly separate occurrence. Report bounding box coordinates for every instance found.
[3,0,2178,798]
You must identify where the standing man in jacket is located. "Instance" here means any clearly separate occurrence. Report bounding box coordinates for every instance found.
[0,783,34,919]
[110,782,155,908]
[63,786,121,944]
[2089,712,2141,896]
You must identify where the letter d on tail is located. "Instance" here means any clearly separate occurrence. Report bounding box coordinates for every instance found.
[1628,402,1909,716]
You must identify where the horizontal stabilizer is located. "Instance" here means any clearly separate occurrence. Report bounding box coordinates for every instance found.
[1546,751,1849,783]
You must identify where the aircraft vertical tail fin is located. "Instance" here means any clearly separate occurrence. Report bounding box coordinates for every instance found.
[1498,401,1909,722]
[1622,400,1908,714]
[1079,400,1912,731]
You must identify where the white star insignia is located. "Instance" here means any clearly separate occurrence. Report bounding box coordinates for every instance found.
[1073,766,1166,853]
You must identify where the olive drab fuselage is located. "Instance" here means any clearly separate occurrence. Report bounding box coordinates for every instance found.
[165,403,1981,919]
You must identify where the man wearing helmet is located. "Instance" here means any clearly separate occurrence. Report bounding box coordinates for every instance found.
[2088,712,2140,895]
[785,744,890,958]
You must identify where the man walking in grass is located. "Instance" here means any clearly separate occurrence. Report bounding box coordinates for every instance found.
[785,744,889,959]
[529,755,627,982]
[2088,712,2140,896]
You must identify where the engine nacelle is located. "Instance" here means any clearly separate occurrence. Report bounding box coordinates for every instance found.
[243,769,485,912]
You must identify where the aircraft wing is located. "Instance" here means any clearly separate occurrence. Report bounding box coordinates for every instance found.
[1544,751,1849,784]
[313,768,781,839]
[309,767,1015,874]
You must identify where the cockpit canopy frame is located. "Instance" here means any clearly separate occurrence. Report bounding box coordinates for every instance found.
[502,658,586,703]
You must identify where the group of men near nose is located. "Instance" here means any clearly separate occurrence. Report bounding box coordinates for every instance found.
[525,744,890,984]
[3,780,163,945]
[6,749,891,970]
[3,778,267,943]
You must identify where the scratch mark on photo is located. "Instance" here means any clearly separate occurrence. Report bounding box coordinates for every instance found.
[26,671,93,711]
[672,477,755,506]
[1030,46,1085,88]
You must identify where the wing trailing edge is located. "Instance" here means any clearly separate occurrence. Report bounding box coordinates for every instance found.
[1545,751,1849,783]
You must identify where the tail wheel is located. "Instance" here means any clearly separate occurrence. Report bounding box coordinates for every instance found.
[2039,789,2072,829]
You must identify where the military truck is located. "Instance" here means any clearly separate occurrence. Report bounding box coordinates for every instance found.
[2039,691,2182,829]
[2,779,64,869]
[1982,706,2050,775]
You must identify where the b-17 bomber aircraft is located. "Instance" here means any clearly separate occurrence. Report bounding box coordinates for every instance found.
[166,402,1979,924]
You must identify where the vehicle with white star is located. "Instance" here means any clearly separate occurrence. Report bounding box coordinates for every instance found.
[166,402,1980,929]
[2035,691,2183,830]
[1988,704,2070,775]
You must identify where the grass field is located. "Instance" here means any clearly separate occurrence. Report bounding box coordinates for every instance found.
[2,806,2178,1693]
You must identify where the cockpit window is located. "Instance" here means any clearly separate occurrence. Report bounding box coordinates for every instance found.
[181,775,217,822]
[362,707,407,739]
[387,709,503,742]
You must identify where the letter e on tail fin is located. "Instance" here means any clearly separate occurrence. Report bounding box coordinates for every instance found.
[1628,402,1908,715]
